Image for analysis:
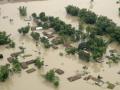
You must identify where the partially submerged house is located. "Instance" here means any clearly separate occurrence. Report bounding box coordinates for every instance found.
[67,74,81,82]
[7,57,14,63]
[55,69,64,75]
[26,60,35,65]
[26,68,36,73]
[21,62,28,69]
[10,51,23,57]
[42,31,54,38]
[78,50,91,61]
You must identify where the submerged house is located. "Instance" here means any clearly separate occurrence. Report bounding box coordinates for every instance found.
[67,74,81,82]
[78,50,91,61]
[26,68,36,73]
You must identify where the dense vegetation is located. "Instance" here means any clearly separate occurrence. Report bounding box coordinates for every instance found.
[34,57,44,68]
[11,58,21,73]
[66,5,97,24]
[32,12,80,42]
[45,69,59,87]
[0,31,11,45]
[65,5,120,43]
[0,64,10,81]
[78,37,108,60]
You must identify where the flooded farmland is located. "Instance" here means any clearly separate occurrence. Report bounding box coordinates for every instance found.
[0,0,120,90]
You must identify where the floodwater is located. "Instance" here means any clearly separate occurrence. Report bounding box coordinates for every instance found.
[0,0,120,90]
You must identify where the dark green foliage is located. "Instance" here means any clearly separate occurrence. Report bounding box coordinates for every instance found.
[65,5,97,24]
[66,5,80,16]
[34,57,44,68]
[95,16,116,35]
[0,64,10,81]
[11,58,21,73]
[79,9,97,24]
[32,13,37,19]
[18,26,30,35]
[0,31,11,45]
[78,37,107,60]
[66,5,120,43]
[45,69,59,87]
[0,54,3,59]
[39,12,48,22]
[42,23,49,29]
[31,32,40,41]
[19,6,27,16]
[40,37,51,48]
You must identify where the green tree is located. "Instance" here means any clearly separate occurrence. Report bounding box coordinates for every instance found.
[11,58,21,73]
[18,26,30,35]
[0,31,11,45]
[0,64,10,81]
[31,32,40,41]
[34,57,44,68]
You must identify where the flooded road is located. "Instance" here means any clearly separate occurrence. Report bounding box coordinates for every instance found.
[0,0,120,90]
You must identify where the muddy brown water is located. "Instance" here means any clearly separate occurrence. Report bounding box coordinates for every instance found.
[0,0,120,90]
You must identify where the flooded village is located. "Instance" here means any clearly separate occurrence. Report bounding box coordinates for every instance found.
[0,0,120,90]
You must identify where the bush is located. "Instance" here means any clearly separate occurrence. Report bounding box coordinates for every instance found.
[40,37,51,48]
[0,31,11,45]
[18,26,30,35]
[31,32,40,41]
[0,65,10,81]
[19,6,27,16]
[34,57,44,68]
[45,69,59,87]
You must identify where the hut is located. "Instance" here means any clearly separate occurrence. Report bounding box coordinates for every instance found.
[67,74,81,82]
[55,69,64,75]
[21,62,28,69]
[26,68,36,73]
